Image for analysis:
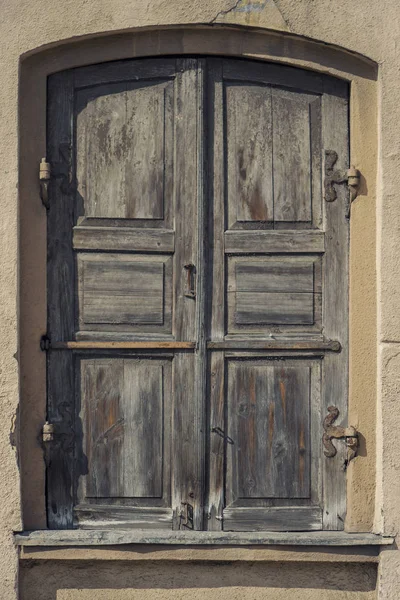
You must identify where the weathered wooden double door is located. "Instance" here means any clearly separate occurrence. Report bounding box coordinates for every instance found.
[46,57,349,531]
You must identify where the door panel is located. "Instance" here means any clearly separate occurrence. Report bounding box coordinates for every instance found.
[46,58,204,529]
[225,77,322,231]
[76,78,174,225]
[227,361,312,500]
[207,58,349,532]
[46,56,349,533]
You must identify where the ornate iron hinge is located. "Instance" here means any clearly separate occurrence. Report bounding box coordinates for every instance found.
[323,406,359,469]
[324,150,360,217]
[39,142,75,210]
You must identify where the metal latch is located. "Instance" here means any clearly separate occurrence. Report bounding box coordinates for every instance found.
[324,150,361,215]
[180,502,194,530]
[323,406,359,469]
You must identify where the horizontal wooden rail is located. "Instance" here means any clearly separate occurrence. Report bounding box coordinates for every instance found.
[47,340,340,352]
[50,341,196,350]
[207,339,341,352]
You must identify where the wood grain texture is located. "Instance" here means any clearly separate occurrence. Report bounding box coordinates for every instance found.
[77,254,172,334]
[51,341,195,350]
[15,530,393,546]
[226,362,311,500]
[226,82,273,226]
[224,230,325,253]
[171,59,204,530]
[223,507,322,532]
[46,70,75,529]
[272,89,312,223]
[76,78,173,220]
[73,226,175,252]
[75,506,173,529]
[46,57,349,535]
[321,78,350,530]
[80,359,169,500]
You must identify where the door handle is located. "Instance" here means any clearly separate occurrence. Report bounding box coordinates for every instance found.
[183,263,196,298]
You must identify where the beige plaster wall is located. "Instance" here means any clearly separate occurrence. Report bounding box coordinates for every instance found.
[0,0,399,599]
[19,560,378,600]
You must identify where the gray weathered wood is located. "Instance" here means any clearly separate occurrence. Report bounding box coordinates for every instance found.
[171,59,204,530]
[77,254,172,334]
[47,57,350,536]
[321,78,350,530]
[15,530,393,546]
[223,507,322,532]
[73,58,176,89]
[51,341,195,350]
[75,506,173,529]
[46,70,75,529]
[223,59,325,95]
[224,230,325,253]
[226,362,311,501]
[76,78,174,221]
[78,358,171,505]
[73,227,175,252]
[207,60,225,531]
[207,339,341,352]
[226,82,273,226]
[272,89,313,223]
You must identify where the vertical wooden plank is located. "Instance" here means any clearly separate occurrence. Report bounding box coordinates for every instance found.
[46,71,75,528]
[207,59,225,531]
[322,79,349,530]
[227,362,311,502]
[124,81,167,219]
[272,90,312,223]
[83,360,124,498]
[226,82,273,226]
[77,79,171,221]
[123,361,163,497]
[172,58,205,530]
[310,97,323,229]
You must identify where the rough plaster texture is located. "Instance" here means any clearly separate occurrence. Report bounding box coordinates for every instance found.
[19,561,378,600]
[0,0,399,598]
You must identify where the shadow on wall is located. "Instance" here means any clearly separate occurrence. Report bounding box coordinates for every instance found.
[19,560,377,600]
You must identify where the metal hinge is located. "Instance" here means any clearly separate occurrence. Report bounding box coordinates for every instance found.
[41,419,75,466]
[323,406,359,470]
[40,335,51,351]
[324,150,361,217]
[39,143,74,210]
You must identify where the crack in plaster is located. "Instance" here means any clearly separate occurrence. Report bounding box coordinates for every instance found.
[210,0,244,24]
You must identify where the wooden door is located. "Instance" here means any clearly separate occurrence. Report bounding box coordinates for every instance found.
[46,58,206,529]
[46,57,349,532]
[206,59,349,532]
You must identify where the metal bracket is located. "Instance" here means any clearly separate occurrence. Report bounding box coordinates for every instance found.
[323,406,359,469]
[180,502,194,530]
[324,150,360,214]
[39,143,75,210]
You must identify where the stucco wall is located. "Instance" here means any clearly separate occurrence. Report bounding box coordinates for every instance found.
[19,560,378,600]
[0,1,399,599]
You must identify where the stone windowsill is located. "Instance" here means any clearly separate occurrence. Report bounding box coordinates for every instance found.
[14,530,394,547]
